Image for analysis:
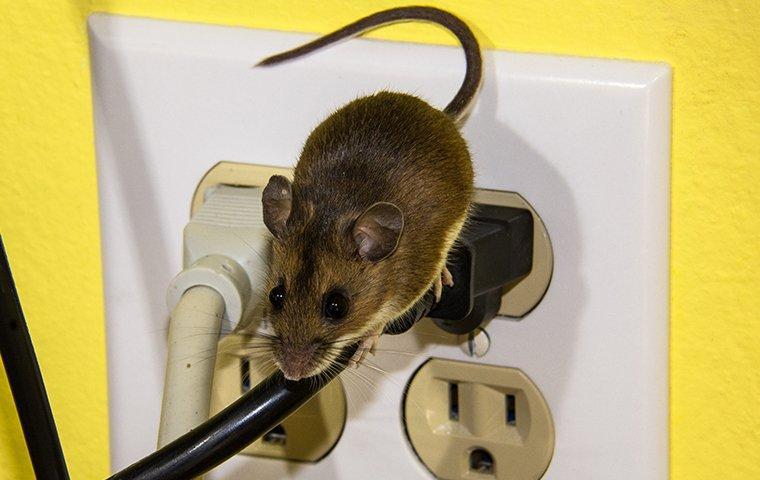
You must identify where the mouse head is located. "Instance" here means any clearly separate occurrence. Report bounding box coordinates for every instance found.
[259,175,404,380]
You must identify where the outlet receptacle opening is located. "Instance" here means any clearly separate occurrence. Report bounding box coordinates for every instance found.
[469,448,495,475]
[240,358,251,393]
[262,425,286,446]
[403,358,555,479]
[449,383,460,421]
[506,394,516,426]
[211,335,348,462]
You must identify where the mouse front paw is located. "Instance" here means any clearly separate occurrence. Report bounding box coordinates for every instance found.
[349,333,380,368]
[433,266,455,303]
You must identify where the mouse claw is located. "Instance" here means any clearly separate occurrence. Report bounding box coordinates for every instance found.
[434,266,455,303]
[434,277,443,303]
[350,334,379,367]
[442,266,454,288]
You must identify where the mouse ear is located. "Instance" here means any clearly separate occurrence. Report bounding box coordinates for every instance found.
[262,175,292,240]
[351,202,404,262]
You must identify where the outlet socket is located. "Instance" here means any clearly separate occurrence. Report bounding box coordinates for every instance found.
[403,358,554,479]
[209,335,347,462]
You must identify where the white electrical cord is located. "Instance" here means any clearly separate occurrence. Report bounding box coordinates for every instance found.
[157,285,224,447]
[158,185,270,450]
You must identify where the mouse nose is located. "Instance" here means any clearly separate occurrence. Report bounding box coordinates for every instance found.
[278,343,318,381]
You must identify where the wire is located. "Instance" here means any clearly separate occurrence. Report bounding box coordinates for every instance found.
[109,344,357,480]
[1,230,354,480]
[0,235,70,480]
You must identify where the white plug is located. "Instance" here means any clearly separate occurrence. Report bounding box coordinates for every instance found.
[159,185,270,449]
[166,185,270,331]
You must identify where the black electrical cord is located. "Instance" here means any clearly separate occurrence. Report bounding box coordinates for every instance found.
[0,236,70,480]
[109,343,358,480]
[2,213,530,478]
[1,230,433,480]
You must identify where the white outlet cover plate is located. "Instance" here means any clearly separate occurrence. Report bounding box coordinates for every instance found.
[89,14,670,480]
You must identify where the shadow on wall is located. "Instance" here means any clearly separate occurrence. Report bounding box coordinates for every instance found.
[334,49,586,418]
[467,50,586,401]
[89,26,176,469]
[89,24,174,354]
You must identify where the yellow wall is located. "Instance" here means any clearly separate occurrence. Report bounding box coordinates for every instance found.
[0,1,757,478]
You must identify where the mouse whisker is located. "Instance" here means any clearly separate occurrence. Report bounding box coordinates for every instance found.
[169,344,235,364]
[358,359,417,403]
[251,344,276,353]
[141,316,237,336]
[355,360,393,381]
[239,351,277,362]
[371,348,425,358]
[411,330,459,341]
[357,359,391,376]
[340,369,374,404]
[349,372,379,402]
[248,331,281,342]
[168,332,245,344]
[321,334,368,347]
[182,338,275,364]
[219,340,273,351]
[344,365,376,389]
[343,376,371,405]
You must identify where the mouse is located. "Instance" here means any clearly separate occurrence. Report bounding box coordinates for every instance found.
[251,6,482,381]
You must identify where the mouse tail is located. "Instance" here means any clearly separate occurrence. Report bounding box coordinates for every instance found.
[255,6,482,123]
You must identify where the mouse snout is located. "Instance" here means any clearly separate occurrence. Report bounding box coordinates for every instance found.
[276,342,319,381]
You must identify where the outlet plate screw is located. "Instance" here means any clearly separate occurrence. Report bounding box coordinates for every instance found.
[459,328,491,357]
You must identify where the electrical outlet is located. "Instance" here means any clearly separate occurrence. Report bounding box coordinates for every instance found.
[91,15,670,478]
[403,358,554,480]
[210,335,347,462]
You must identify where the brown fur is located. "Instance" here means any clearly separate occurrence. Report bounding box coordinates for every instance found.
[260,92,474,378]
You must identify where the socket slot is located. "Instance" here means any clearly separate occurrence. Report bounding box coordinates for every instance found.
[506,394,517,426]
[210,334,347,462]
[240,358,251,393]
[449,383,460,421]
[469,448,495,475]
[262,425,287,446]
[403,358,554,480]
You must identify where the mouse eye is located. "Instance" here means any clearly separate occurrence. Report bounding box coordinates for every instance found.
[323,291,349,321]
[269,285,286,310]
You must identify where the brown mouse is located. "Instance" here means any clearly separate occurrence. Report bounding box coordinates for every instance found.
[253,6,482,380]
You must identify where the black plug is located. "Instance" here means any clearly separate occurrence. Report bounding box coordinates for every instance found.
[384,203,534,336]
[430,203,533,334]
